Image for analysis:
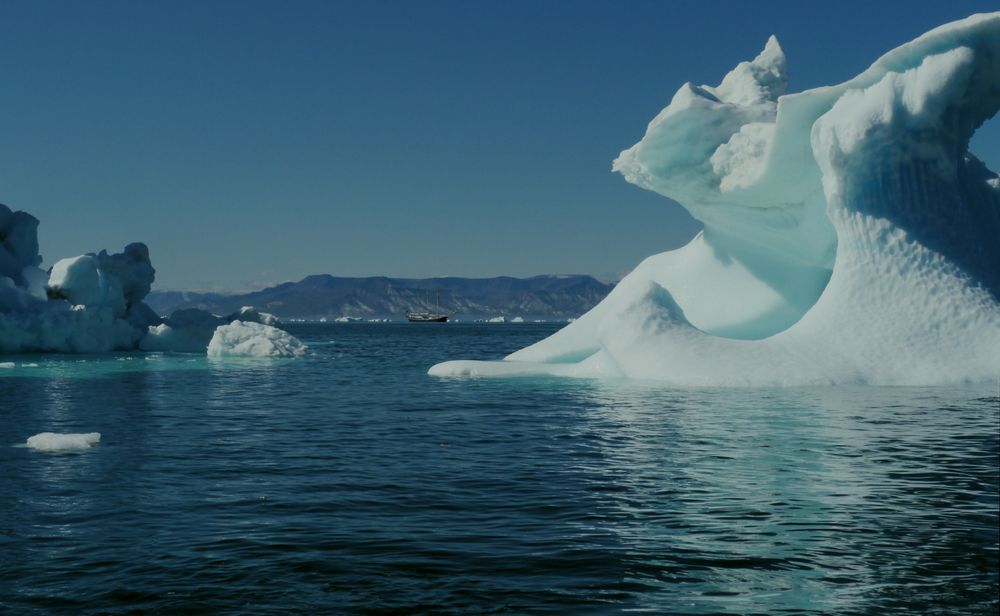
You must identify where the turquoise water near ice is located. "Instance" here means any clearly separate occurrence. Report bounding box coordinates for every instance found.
[1,323,997,614]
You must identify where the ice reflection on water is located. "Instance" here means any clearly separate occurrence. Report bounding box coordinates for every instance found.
[568,381,998,613]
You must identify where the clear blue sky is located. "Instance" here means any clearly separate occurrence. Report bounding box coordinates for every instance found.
[0,1,996,291]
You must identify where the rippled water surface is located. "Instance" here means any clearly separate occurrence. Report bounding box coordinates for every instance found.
[1,323,997,614]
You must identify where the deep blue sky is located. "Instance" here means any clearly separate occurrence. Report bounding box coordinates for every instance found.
[0,1,996,291]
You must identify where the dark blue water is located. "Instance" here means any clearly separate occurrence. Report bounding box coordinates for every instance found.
[1,323,997,614]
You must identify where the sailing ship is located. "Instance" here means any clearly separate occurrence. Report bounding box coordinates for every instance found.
[406,311,448,323]
[407,290,450,322]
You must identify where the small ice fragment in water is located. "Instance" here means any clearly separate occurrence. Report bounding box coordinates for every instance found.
[26,432,101,452]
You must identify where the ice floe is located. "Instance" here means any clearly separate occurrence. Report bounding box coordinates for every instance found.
[26,432,101,452]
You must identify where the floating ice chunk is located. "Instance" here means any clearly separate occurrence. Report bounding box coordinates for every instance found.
[487,316,506,323]
[26,432,101,452]
[207,320,307,358]
[0,361,14,368]
[511,316,525,323]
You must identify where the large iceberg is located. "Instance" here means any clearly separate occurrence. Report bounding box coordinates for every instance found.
[431,14,1000,386]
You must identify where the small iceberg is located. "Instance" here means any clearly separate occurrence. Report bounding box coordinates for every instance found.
[26,432,101,452]
[207,321,308,358]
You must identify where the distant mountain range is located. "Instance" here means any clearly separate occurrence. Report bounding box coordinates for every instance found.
[145,275,614,320]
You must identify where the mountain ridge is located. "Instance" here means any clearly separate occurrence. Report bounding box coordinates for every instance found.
[145,274,614,320]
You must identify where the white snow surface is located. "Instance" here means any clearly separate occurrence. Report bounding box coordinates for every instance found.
[431,14,1000,386]
[26,432,101,452]
[207,321,308,358]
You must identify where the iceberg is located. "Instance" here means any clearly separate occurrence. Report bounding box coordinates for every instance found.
[26,432,101,452]
[207,321,308,358]
[0,203,158,354]
[0,204,306,357]
[431,14,1000,386]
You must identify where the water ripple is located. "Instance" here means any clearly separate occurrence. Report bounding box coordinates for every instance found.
[1,323,997,614]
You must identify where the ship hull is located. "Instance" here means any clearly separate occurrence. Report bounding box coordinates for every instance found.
[407,314,448,323]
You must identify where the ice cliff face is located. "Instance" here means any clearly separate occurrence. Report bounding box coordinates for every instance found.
[431,13,1000,385]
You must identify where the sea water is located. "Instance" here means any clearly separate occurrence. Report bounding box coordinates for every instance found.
[1,323,997,614]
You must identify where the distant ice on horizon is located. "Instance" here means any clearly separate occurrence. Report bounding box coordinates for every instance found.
[431,13,1000,386]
